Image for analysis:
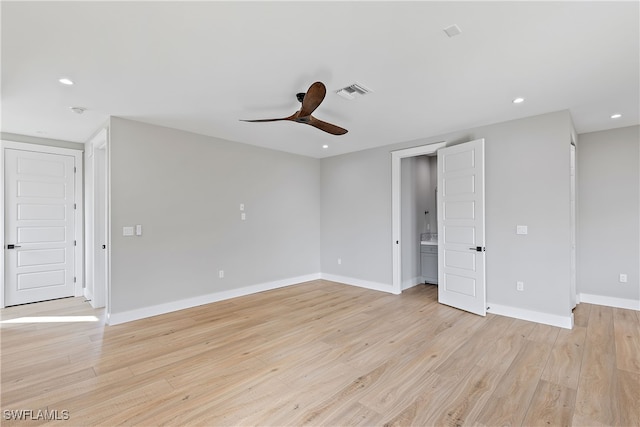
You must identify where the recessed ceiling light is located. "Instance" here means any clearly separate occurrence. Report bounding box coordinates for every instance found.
[512,97,525,104]
[59,78,74,85]
[70,106,86,114]
[322,145,329,149]
[610,113,622,119]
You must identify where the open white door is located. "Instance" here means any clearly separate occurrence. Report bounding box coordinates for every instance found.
[437,138,486,316]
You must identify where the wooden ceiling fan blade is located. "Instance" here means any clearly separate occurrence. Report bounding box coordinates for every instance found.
[240,118,289,122]
[308,116,348,135]
[299,82,326,117]
[240,112,298,123]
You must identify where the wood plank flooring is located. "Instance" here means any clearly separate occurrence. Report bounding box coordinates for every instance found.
[1,280,638,426]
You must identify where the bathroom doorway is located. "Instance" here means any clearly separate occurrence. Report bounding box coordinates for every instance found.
[391,142,445,294]
[400,154,438,290]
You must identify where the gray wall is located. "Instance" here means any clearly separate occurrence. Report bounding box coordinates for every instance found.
[321,111,574,318]
[577,125,639,303]
[320,147,392,286]
[109,117,321,313]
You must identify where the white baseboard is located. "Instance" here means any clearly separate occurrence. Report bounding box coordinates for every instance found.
[320,273,396,294]
[108,274,623,329]
[487,302,574,329]
[107,273,321,326]
[578,293,640,311]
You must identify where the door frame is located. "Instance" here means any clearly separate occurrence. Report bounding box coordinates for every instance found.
[85,128,109,309]
[570,142,577,308]
[391,141,446,294]
[1,140,84,308]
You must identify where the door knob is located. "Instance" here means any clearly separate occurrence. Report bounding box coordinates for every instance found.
[7,244,22,249]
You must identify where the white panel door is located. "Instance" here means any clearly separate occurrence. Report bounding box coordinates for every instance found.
[437,139,486,316]
[4,149,76,306]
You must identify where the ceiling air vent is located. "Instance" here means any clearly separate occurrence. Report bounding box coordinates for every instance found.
[443,24,462,38]
[335,82,373,100]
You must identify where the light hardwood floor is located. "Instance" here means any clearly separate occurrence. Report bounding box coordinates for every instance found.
[1,280,638,426]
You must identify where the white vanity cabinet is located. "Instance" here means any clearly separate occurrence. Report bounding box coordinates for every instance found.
[421,243,438,284]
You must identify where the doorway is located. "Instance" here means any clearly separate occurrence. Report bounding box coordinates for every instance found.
[391,142,446,294]
[399,154,438,290]
[392,139,487,316]
[84,129,109,309]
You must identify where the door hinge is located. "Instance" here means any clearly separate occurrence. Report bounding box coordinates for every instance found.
[74,166,77,173]
[74,277,77,283]
[74,203,77,210]
[74,240,77,246]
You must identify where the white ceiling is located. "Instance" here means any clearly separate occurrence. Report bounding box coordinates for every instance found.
[2,1,638,158]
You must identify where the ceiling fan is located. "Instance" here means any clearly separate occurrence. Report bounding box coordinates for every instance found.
[240,82,348,135]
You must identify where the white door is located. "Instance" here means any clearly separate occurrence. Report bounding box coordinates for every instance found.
[437,139,486,316]
[4,148,76,306]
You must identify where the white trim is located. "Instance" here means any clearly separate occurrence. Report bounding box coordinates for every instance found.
[85,128,109,309]
[107,273,321,325]
[1,140,84,307]
[391,141,446,295]
[578,293,640,311]
[0,144,4,309]
[487,302,574,329]
[105,125,112,327]
[321,273,396,294]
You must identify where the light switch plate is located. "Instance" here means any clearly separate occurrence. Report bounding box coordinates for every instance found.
[123,226,134,236]
[135,224,142,236]
[516,225,528,235]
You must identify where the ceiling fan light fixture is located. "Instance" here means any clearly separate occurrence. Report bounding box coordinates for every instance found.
[512,97,525,104]
[70,106,86,114]
[322,144,329,149]
[241,81,348,135]
[610,113,622,119]
[59,78,74,85]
